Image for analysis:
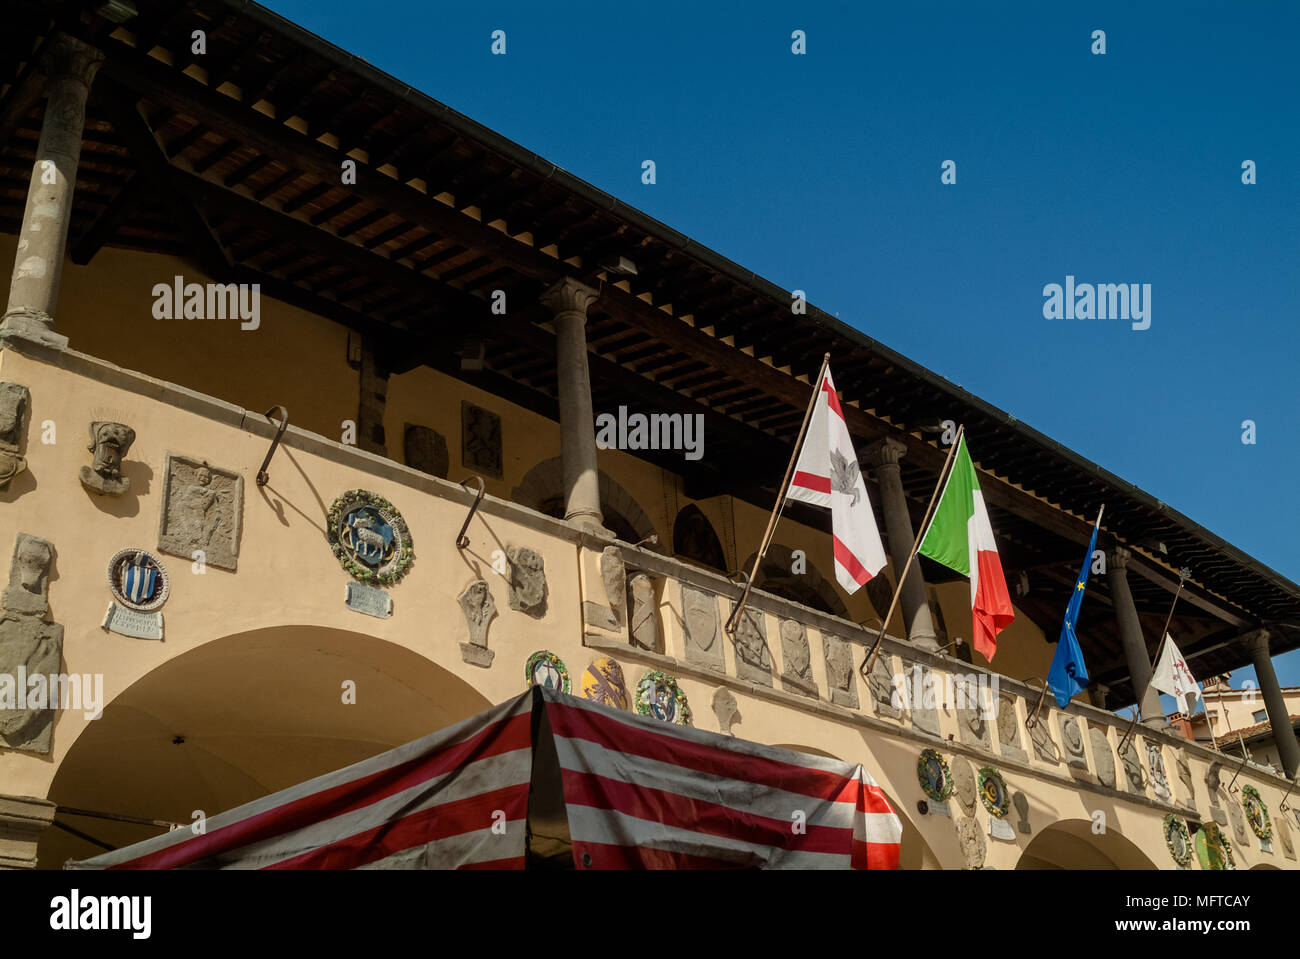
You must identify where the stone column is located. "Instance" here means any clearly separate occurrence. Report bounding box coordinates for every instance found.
[867,438,938,650]
[1088,682,1110,710]
[1108,547,1164,726]
[1245,629,1300,778]
[541,278,608,533]
[1,34,104,349]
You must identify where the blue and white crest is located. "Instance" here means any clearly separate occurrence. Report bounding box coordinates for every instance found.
[107,548,170,612]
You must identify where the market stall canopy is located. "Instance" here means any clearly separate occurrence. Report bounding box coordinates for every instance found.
[65,686,902,870]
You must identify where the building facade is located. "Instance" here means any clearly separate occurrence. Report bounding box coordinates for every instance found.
[1,0,1298,870]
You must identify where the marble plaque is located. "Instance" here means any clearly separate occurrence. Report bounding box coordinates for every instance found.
[989,815,1016,841]
[346,582,393,619]
[101,602,163,640]
[927,799,952,818]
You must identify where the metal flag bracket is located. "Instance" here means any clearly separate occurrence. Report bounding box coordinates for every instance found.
[255,405,288,487]
[455,475,486,549]
[1024,676,1052,730]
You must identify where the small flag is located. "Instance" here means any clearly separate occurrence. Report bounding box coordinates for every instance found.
[1151,634,1201,715]
[917,435,1014,661]
[1047,522,1098,707]
[785,366,887,594]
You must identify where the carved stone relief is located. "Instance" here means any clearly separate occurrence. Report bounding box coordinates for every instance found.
[1175,753,1196,809]
[679,583,722,670]
[1090,727,1116,789]
[1028,711,1059,765]
[995,694,1027,762]
[1118,739,1146,794]
[865,648,898,718]
[823,634,859,709]
[712,688,741,735]
[905,661,939,737]
[778,619,816,697]
[0,533,62,754]
[457,579,496,667]
[1145,740,1171,803]
[461,401,502,478]
[1059,715,1088,771]
[732,608,772,686]
[157,454,243,570]
[506,546,547,617]
[956,815,986,869]
[951,756,978,816]
[600,546,626,621]
[628,573,661,652]
[403,424,448,478]
[0,382,30,490]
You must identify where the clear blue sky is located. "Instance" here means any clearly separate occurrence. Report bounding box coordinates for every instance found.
[260,1,1300,695]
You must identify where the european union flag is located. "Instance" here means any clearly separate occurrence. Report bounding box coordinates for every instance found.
[1047,523,1098,707]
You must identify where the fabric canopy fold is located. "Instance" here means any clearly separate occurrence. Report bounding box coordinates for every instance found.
[67,686,901,870]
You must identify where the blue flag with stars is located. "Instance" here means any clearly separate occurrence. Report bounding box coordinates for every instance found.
[1047,523,1098,707]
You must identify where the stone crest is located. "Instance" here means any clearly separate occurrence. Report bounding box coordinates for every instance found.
[403,423,448,478]
[866,649,899,718]
[1027,712,1059,765]
[635,670,691,725]
[951,756,978,815]
[1059,715,1088,771]
[1146,741,1171,803]
[79,421,135,495]
[680,583,722,670]
[581,657,629,710]
[1118,738,1145,794]
[525,650,570,693]
[957,678,991,749]
[731,607,772,686]
[712,687,740,734]
[1226,792,1251,845]
[905,661,939,737]
[995,694,1026,762]
[0,382,30,490]
[506,546,547,617]
[1090,727,1116,788]
[159,453,243,571]
[1175,753,1196,809]
[823,633,859,709]
[0,533,62,753]
[628,572,659,651]
[326,489,413,587]
[778,619,817,697]
[461,401,502,478]
[600,546,626,621]
[457,579,497,667]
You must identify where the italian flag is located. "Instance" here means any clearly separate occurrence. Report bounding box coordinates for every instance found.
[918,435,1014,661]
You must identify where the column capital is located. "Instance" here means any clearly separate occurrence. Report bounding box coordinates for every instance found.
[1242,628,1272,655]
[41,33,104,89]
[866,437,908,468]
[1109,545,1131,571]
[541,277,599,318]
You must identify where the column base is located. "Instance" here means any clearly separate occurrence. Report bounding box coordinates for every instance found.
[1,311,68,351]
[0,794,56,869]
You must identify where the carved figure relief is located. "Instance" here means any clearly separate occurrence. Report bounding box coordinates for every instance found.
[0,533,62,754]
[779,619,816,697]
[731,608,772,686]
[158,454,243,570]
[0,382,30,489]
[79,421,135,495]
[823,633,859,709]
[457,579,496,667]
[506,546,547,617]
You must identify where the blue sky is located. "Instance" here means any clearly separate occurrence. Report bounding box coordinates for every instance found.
[259,1,1300,695]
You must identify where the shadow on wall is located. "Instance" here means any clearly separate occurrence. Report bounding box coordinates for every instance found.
[39,625,492,868]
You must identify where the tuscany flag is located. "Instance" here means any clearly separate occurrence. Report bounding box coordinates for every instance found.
[1151,634,1202,715]
[917,435,1014,661]
[785,366,887,593]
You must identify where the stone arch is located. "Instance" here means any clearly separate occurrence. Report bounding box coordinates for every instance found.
[39,625,492,868]
[1014,818,1159,869]
[511,457,657,546]
[742,544,849,618]
[672,503,726,571]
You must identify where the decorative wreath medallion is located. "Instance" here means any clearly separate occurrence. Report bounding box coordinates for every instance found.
[1163,815,1193,867]
[977,766,1011,819]
[525,650,570,694]
[327,490,414,587]
[106,548,170,611]
[635,671,692,726]
[1241,785,1272,841]
[917,748,953,802]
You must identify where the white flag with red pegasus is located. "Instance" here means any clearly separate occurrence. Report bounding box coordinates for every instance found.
[785,366,887,593]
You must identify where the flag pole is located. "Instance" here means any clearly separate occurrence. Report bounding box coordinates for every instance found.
[724,352,832,637]
[1117,567,1189,754]
[859,424,964,681]
[1033,503,1105,719]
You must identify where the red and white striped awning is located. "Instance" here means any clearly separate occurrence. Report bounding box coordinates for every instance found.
[66,687,901,870]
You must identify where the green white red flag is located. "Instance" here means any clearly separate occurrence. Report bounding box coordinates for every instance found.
[917,435,1014,661]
